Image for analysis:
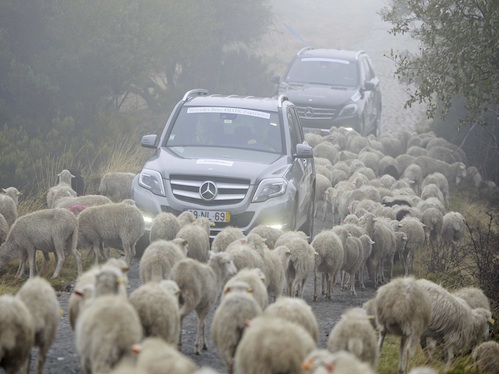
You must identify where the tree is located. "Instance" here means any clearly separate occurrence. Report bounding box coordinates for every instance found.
[380,0,498,125]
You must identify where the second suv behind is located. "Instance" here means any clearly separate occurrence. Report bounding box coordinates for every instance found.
[273,47,382,136]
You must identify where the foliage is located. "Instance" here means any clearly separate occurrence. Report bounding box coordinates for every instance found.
[380,0,499,125]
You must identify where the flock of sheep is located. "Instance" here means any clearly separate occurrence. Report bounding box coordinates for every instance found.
[0,125,498,373]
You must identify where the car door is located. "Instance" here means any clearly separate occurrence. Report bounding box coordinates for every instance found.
[361,56,380,132]
[287,107,314,228]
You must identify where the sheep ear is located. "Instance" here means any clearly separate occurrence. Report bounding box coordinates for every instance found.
[489,317,495,325]
[301,358,314,371]
[247,288,254,294]
[131,344,142,355]
[74,289,84,297]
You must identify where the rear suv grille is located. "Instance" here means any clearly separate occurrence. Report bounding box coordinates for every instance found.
[296,106,337,120]
[170,175,250,206]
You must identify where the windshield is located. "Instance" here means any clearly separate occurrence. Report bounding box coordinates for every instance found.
[285,57,358,87]
[165,106,284,154]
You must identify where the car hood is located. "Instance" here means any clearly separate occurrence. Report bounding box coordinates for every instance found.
[144,147,290,183]
[280,83,360,107]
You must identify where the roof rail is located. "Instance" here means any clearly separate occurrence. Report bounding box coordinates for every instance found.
[355,50,366,60]
[277,95,289,108]
[297,46,314,55]
[182,89,209,101]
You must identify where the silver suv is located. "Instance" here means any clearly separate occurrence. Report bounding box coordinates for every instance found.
[132,89,316,247]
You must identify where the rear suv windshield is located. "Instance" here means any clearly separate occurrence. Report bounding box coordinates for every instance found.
[285,57,359,87]
[165,106,284,154]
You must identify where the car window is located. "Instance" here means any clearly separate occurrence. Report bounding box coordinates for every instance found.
[166,107,283,154]
[285,57,358,87]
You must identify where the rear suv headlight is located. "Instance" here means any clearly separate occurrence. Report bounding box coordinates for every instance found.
[252,178,287,203]
[138,169,166,196]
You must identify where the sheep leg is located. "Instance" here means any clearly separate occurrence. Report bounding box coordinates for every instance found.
[398,334,408,374]
[51,249,65,279]
[313,269,318,301]
[37,342,50,374]
[178,316,184,352]
[377,327,387,354]
[28,248,37,279]
[349,271,357,296]
[322,272,326,295]
[16,251,29,277]
[194,314,206,355]
[38,251,51,276]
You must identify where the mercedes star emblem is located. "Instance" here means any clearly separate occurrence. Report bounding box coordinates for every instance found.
[305,107,314,117]
[200,181,218,201]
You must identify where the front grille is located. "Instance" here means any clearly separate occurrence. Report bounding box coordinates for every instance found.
[169,175,250,206]
[296,106,337,120]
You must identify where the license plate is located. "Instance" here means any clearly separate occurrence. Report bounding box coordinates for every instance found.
[188,210,231,223]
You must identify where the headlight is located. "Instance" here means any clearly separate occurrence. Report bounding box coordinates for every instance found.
[138,169,166,196]
[339,104,358,117]
[252,178,287,203]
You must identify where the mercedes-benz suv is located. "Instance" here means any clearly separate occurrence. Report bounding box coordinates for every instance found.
[273,47,382,136]
[131,89,316,247]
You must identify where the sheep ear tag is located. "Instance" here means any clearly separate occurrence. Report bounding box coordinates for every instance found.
[489,317,495,325]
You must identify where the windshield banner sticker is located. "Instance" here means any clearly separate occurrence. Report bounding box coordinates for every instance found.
[196,159,234,167]
[187,107,270,119]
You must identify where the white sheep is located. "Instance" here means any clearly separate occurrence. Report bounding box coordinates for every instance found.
[248,225,283,249]
[472,340,499,374]
[149,212,181,242]
[129,279,181,345]
[69,259,128,330]
[138,238,188,284]
[358,212,396,287]
[263,244,292,300]
[225,267,269,310]
[211,226,245,253]
[16,276,60,374]
[398,216,426,275]
[416,278,492,369]
[357,233,375,289]
[225,233,268,281]
[311,230,344,301]
[274,231,316,298]
[375,276,432,374]
[441,211,466,248]
[98,171,135,202]
[170,252,237,354]
[339,232,363,296]
[263,296,319,343]
[175,217,211,263]
[211,282,262,374]
[327,307,378,370]
[421,207,444,245]
[0,213,8,245]
[0,208,82,279]
[396,154,417,174]
[234,315,316,374]
[54,194,112,214]
[0,294,35,373]
[46,169,77,208]
[132,337,198,374]
[421,172,450,208]
[402,163,423,195]
[75,294,143,374]
[77,199,145,265]
[413,155,467,185]
[177,210,196,227]
[0,191,18,227]
[302,349,375,374]
[452,286,490,311]
[1,186,22,205]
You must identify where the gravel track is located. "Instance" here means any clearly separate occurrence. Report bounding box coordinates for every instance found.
[29,1,427,372]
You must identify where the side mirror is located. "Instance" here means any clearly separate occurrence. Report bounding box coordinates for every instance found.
[141,134,158,148]
[294,143,314,159]
[271,75,281,84]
